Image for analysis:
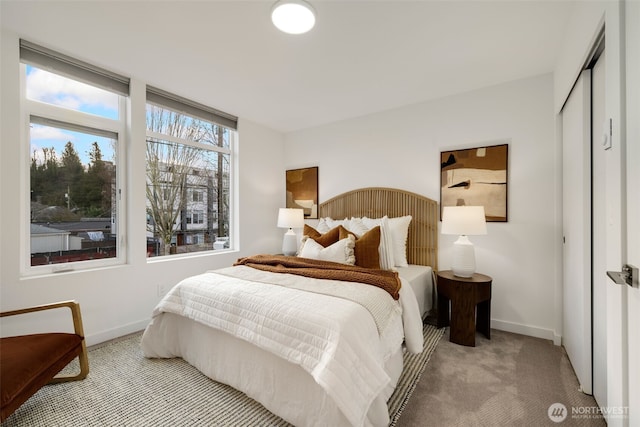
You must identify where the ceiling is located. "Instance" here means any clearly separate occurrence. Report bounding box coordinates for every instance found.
[1,0,574,133]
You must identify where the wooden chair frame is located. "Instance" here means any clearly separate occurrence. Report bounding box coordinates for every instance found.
[1,300,89,382]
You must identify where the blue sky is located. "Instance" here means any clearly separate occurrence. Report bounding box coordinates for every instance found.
[30,123,115,166]
[26,65,118,166]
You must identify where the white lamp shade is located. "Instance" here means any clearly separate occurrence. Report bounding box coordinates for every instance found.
[277,208,304,229]
[441,206,487,236]
[271,0,316,34]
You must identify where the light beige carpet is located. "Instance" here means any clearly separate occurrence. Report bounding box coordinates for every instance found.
[396,328,607,426]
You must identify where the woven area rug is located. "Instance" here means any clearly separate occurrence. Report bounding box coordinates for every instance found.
[3,324,443,426]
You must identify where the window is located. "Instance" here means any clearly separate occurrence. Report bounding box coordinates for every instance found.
[21,40,128,272]
[192,190,204,202]
[146,87,237,257]
[186,210,204,225]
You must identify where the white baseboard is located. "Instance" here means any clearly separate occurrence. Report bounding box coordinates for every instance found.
[491,318,559,344]
[86,319,149,347]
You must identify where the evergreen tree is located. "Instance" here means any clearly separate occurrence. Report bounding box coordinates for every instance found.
[60,141,84,210]
[84,141,111,217]
[35,147,64,206]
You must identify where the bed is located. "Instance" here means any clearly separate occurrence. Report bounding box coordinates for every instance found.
[141,187,438,427]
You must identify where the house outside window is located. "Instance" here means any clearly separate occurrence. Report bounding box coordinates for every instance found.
[145,87,237,257]
[21,40,128,272]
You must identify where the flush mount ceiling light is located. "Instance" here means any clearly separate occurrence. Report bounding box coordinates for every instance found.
[271,0,316,35]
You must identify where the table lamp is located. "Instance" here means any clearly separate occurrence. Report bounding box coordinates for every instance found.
[441,206,487,278]
[277,208,304,256]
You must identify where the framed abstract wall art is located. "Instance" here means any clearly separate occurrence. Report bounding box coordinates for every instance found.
[286,166,318,219]
[440,143,508,222]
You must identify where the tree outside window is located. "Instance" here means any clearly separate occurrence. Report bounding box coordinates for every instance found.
[145,103,233,257]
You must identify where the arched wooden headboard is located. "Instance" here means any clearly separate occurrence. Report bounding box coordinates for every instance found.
[319,187,438,270]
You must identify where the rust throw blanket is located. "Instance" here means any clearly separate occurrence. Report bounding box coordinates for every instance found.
[234,255,401,300]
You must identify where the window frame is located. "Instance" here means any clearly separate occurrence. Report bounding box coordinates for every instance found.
[16,40,239,270]
[20,63,128,276]
[192,190,204,202]
[145,90,237,259]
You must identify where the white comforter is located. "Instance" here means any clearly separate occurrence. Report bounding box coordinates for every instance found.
[142,265,423,427]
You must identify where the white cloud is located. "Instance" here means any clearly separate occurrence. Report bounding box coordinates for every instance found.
[26,68,118,114]
[30,125,75,142]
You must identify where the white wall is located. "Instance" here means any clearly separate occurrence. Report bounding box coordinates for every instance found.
[0,29,285,345]
[285,74,559,340]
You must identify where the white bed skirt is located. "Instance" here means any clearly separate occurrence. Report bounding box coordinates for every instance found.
[141,312,404,427]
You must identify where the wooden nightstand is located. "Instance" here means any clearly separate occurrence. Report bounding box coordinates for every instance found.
[437,270,492,347]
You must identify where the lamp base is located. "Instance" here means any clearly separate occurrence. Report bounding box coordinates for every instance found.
[282,229,297,256]
[451,235,476,278]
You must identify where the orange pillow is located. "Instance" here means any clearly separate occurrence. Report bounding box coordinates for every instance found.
[340,226,381,269]
[303,224,343,247]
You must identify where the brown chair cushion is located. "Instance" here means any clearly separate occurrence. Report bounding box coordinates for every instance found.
[1,333,83,421]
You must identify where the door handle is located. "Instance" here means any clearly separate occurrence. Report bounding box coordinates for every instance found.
[607,264,638,287]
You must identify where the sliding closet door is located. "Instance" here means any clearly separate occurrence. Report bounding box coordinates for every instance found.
[591,53,607,408]
[561,70,592,395]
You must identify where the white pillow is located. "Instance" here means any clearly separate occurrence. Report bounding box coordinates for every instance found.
[316,217,332,233]
[344,217,370,237]
[298,234,356,265]
[317,215,403,270]
[361,216,395,270]
[316,217,346,234]
[388,215,412,267]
